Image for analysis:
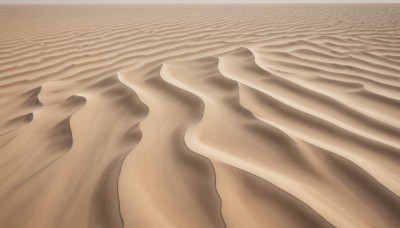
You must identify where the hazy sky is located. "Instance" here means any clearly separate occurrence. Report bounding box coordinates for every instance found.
[1,0,399,3]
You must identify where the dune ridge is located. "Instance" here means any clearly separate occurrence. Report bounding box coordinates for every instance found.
[0,4,399,228]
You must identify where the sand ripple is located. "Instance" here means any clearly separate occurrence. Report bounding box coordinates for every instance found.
[0,4,399,228]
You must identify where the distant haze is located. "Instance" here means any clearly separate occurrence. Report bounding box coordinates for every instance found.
[1,0,400,4]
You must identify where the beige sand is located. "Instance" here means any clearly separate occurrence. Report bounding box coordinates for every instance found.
[0,4,399,228]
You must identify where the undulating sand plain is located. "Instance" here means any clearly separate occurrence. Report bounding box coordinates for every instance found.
[0,4,399,228]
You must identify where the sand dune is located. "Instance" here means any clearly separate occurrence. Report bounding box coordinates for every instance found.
[0,4,399,228]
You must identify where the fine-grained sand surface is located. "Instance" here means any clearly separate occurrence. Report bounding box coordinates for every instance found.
[0,4,399,228]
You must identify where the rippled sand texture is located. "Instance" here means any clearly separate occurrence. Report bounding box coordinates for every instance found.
[1,4,400,228]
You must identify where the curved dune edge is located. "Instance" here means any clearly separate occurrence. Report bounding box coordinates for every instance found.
[1,4,400,228]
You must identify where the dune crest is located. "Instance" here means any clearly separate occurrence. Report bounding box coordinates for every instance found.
[0,4,399,228]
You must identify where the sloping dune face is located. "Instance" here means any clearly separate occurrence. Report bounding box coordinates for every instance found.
[0,4,400,228]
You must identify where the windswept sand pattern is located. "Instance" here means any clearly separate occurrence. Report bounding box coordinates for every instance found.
[0,4,400,228]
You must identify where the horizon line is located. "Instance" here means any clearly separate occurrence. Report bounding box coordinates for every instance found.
[1,2,399,4]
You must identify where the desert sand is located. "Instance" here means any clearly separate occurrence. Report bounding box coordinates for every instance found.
[0,4,399,228]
